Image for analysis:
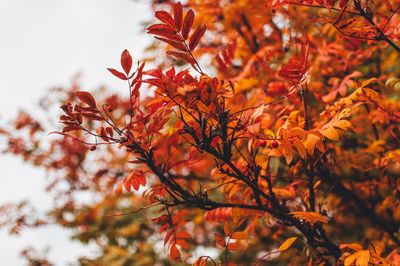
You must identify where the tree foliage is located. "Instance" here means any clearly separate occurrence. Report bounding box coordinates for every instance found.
[1,0,400,265]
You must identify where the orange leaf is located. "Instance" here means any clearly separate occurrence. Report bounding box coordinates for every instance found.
[340,243,364,251]
[278,237,297,252]
[227,242,239,251]
[231,231,247,240]
[344,250,370,266]
[290,211,328,224]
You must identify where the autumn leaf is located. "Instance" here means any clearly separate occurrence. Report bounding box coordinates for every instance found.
[189,24,206,51]
[107,68,127,80]
[344,250,370,266]
[174,2,183,31]
[182,9,194,39]
[214,233,226,247]
[155,11,175,27]
[76,91,97,108]
[278,237,298,252]
[169,244,181,261]
[231,231,247,240]
[120,49,132,75]
[290,212,328,224]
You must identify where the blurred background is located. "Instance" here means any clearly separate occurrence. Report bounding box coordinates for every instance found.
[0,0,151,264]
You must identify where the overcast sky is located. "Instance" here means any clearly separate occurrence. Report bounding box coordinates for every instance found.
[0,0,151,264]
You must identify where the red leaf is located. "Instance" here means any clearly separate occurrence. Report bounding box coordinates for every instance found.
[105,127,113,137]
[76,91,97,108]
[172,210,188,224]
[174,2,183,31]
[164,230,173,247]
[147,29,181,41]
[155,11,175,26]
[216,54,227,70]
[107,68,127,80]
[176,231,191,239]
[167,50,195,64]
[155,37,186,51]
[169,244,181,261]
[120,49,132,75]
[189,24,206,51]
[62,125,81,133]
[81,113,103,121]
[147,23,174,32]
[182,9,194,40]
[175,239,190,249]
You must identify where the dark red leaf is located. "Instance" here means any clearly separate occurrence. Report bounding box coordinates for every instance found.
[100,127,109,142]
[105,127,113,137]
[167,51,195,64]
[182,9,194,40]
[155,11,175,26]
[155,37,186,51]
[148,29,181,41]
[174,2,183,31]
[107,68,127,80]
[81,113,104,121]
[121,49,132,75]
[62,125,81,133]
[147,23,175,32]
[76,91,97,108]
[216,54,227,70]
[189,24,206,51]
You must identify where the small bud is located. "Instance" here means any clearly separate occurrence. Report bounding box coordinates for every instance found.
[90,146,97,151]
[106,104,113,112]
[270,140,279,148]
[258,140,267,147]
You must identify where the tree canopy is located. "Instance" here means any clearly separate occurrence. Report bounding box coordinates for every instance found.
[1,0,400,265]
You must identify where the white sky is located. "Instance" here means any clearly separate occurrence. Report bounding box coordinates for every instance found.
[0,0,151,264]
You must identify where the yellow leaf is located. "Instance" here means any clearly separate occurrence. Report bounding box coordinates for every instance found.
[345,250,370,266]
[280,140,294,164]
[344,252,357,266]
[278,237,298,252]
[356,250,370,266]
[360,78,378,88]
[304,133,323,155]
[319,126,339,141]
[293,138,307,158]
